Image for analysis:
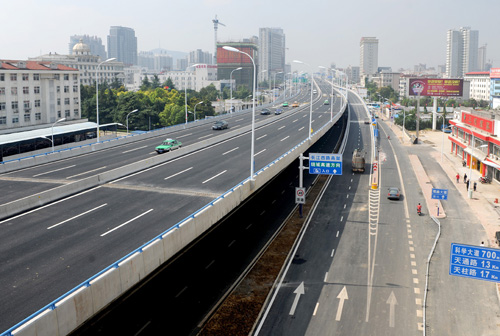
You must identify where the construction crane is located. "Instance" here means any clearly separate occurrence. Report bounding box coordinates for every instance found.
[212,15,225,64]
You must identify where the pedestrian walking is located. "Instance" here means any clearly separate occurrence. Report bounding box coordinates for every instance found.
[464,173,467,183]
[456,173,460,183]
[473,181,477,191]
[466,179,470,190]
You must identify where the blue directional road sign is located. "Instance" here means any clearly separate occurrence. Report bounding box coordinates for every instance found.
[449,243,500,283]
[431,188,448,200]
[309,153,342,175]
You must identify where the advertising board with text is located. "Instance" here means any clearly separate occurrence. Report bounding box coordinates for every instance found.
[409,78,463,97]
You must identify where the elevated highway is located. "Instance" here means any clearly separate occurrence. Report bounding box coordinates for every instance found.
[0,80,347,335]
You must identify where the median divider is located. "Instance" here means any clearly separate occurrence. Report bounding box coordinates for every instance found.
[3,102,344,336]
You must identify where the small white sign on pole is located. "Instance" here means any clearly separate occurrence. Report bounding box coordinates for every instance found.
[295,187,306,204]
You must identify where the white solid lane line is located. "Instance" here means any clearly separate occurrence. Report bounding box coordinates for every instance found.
[202,170,227,184]
[47,203,108,229]
[101,209,154,237]
[164,167,193,180]
[33,165,76,177]
[122,145,148,153]
[222,147,239,155]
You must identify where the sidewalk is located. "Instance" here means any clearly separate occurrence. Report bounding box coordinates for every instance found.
[381,115,500,248]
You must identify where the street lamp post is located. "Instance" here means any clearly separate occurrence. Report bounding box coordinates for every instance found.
[184,64,200,128]
[223,46,257,180]
[273,71,283,102]
[293,60,314,140]
[126,109,139,134]
[194,101,204,121]
[96,58,116,143]
[51,118,66,152]
[230,67,242,114]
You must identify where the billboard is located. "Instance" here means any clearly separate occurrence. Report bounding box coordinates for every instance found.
[490,68,500,79]
[409,78,463,97]
[217,46,256,64]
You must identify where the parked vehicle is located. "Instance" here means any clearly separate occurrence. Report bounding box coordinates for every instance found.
[351,149,366,173]
[212,120,228,130]
[155,138,182,154]
[479,176,491,184]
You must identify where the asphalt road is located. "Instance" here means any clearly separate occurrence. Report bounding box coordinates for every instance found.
[0,80,343,333]
[256,94,500,336]
[255,92,424,335]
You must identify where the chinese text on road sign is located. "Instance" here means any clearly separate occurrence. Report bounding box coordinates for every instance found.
[449,243,500,283]
[295,187,306,204]
[432,188,448,200]
[309,153,342,175]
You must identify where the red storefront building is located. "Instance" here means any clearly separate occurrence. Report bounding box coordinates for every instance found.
[449,109,500,182]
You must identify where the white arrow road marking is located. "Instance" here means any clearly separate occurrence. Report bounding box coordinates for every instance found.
[386,291,398,327]
[336,286,348,321]
[289,282,305,315]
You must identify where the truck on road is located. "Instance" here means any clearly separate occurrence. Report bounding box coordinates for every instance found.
[352,149,366,173]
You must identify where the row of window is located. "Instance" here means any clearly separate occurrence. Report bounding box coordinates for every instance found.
[0,73,78,81]
[0,85,78,95]
[0,97,78,110]
[0,110,79,125]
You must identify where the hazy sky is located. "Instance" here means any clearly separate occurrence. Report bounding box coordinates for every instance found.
[3,0,498,71]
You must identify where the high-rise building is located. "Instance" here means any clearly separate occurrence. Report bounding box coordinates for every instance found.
[259,28,286,83]
[188,49,212,66]
[360,37,378,77]
[107,26,137,66]
[478,44,487,71]
[69,35,106,60]
[446,27,479,78]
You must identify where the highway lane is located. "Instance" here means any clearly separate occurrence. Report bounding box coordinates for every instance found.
[0,88,317,205]
[71,116,347,336]
[0,80,342,332]
[256,92,426,335]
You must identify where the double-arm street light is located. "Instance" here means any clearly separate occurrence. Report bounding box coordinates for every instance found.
[230,67,242,113]
[319,66,336,122]
[126,109,139,134]
[293,60,314,140]
[223,46,257,181]
[96,57,116,143]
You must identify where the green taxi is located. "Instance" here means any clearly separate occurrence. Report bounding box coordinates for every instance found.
[282,102,289,107]
[155,138,182,154]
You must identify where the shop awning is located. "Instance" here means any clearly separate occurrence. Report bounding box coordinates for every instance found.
[482,158,500,170]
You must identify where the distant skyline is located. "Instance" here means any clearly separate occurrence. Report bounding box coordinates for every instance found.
[2,0,499,72]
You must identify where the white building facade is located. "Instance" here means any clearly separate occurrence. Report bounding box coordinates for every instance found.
[0,60,81,130]
[360,37,379,77]
[464,71,490,102]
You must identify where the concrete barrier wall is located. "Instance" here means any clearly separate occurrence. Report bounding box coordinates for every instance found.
[9,104,342,336]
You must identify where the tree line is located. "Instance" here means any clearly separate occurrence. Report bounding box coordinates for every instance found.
[80,75,253,132]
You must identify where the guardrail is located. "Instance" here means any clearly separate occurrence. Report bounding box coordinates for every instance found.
[1,87,330,336]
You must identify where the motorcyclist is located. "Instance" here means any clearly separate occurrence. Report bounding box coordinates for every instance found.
[417,203,422,214]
